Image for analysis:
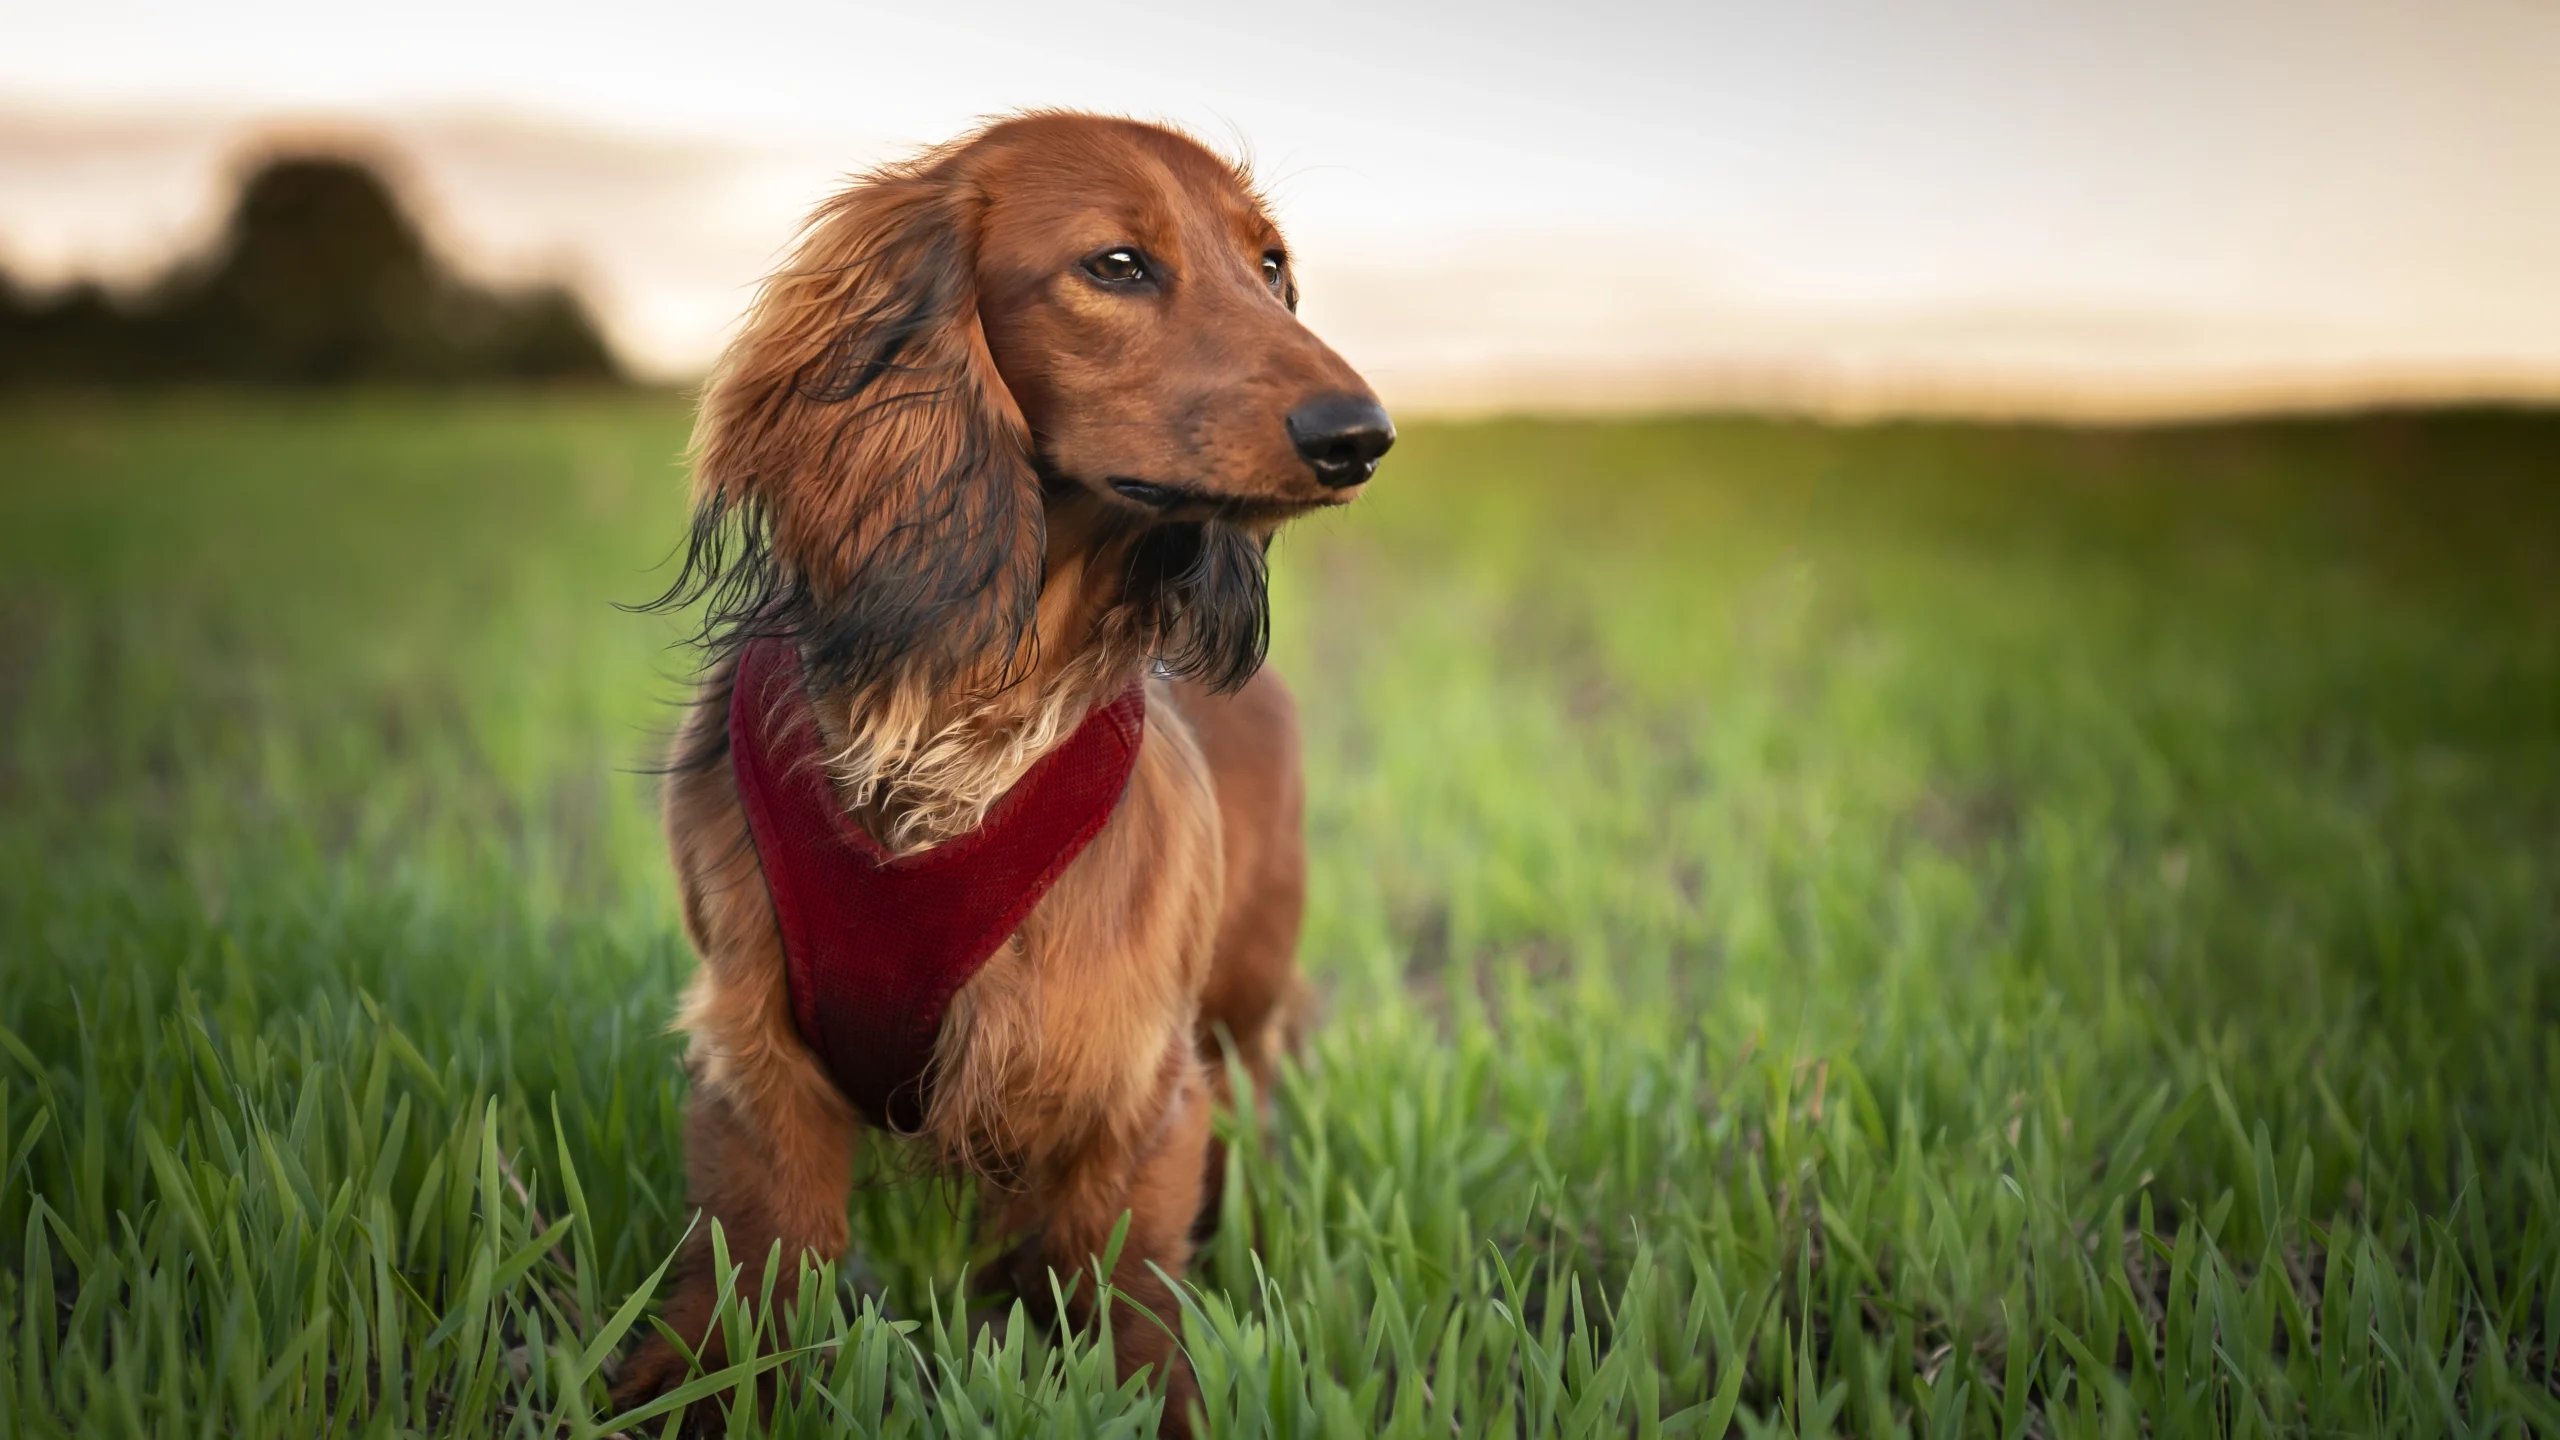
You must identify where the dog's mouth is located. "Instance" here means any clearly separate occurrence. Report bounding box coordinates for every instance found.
[1105,475,1351,518]
[1036,459,1346,521]
[1107,477,1196,509]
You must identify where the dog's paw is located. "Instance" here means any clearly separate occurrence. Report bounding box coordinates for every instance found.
[606,1334,697,1415]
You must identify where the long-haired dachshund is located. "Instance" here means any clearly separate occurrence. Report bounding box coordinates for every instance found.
[615,113,1391,1428]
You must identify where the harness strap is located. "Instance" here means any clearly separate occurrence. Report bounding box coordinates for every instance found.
[727,639,1146,1131]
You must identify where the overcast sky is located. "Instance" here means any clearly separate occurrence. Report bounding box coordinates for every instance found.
[5,0,2558,410]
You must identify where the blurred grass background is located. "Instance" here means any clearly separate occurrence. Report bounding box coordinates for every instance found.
[2,393,2556,1435]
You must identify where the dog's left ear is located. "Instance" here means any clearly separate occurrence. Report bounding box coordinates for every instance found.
[686,167,1041,701]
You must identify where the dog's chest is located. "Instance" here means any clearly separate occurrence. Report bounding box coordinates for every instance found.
[728,638,1146,1132]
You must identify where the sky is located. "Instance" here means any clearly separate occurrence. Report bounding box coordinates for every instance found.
[5,0,2558,412]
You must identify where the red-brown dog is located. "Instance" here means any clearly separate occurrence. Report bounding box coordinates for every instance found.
[615,113,1390,1428]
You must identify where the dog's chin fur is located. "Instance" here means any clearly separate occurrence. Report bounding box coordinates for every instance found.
[822,513,1272,854]
[651,498,1271,855]
[1124,520,1273,695]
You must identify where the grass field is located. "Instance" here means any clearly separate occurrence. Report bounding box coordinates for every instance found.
[3,393,2556,1437]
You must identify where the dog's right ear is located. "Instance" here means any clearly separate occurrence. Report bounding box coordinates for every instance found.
[679,164,1043,702]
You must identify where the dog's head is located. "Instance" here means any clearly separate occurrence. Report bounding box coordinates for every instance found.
[678,112,1388,700]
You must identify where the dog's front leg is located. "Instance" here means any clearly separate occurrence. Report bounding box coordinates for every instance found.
[986,1051,1213,1437]
[614,746,862,1413]
[612,1022,859,1409]
[611,690,867,1411]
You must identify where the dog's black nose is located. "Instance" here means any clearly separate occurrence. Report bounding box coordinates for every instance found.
[1286,394,1396,488]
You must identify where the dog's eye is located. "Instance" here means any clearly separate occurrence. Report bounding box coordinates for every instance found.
[1083,248,1149,284]
[1260,252,1286,293]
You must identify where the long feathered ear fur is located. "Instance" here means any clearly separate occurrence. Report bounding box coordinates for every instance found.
[658,159,1042,721]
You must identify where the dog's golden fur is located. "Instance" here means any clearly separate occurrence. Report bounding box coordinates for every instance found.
[613,113,1384,1431]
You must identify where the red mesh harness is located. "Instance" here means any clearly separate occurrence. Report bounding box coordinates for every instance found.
[727,638,1146,1132]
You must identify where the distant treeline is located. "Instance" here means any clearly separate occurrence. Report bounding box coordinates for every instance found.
[0,156,620,386]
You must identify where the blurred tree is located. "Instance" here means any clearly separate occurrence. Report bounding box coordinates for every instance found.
[0,155,621,385]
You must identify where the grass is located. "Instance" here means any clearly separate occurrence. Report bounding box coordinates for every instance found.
[1,391,2556,1437]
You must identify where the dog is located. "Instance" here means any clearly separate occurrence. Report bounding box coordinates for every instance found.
[613,112,1391,1430]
